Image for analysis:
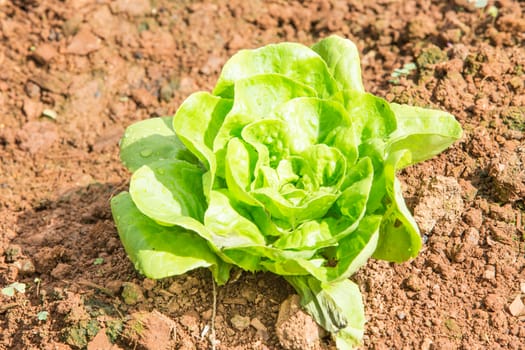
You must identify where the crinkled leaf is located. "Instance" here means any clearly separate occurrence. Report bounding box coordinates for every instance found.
[213,74,315,157]
[213,43,338,99]
[301,144,346,191]
[272,220,333,250]
[337,157,374,220]
[119,116,197,172]
[291,215,380,283]
[274,97,354,157]
[252,187,338,227]
[242,119,290,168]
[312,35,365,93]
[111,192,230,284]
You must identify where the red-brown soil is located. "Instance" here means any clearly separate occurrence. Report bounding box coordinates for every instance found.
[1,1,524,349]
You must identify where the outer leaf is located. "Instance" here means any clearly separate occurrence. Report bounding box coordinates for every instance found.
[129,159,207,225]
[286,276,365,348]
[312,35,365,93]
[111,192,230,284]
[213,43,338,99]
[173,92,233,169]
[119,116,197,172]
[387,103,463,169]
[372,151,422,262]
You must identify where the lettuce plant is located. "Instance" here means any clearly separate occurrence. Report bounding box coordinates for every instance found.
[111,36,462,348]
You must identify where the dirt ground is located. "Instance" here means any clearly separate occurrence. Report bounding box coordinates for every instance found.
[0,0,524,349]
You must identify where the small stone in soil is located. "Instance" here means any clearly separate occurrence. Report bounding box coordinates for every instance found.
[14,258,36,275]
[230,314,251,331]
[32,43,57,65]
[121,282,144,305]
[131,88,157,107]
[142,278,156,291]
[275,295,324,350]
[404,274,424,292]
[87,328,122,350]
[483,293,505,312]
[125,311,176,350]
[483,265,496,280]
[65,29,102,55]
[508,295,525,317]
[22,98,43,119]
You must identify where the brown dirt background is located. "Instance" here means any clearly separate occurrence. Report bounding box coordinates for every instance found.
[0,0,524,349]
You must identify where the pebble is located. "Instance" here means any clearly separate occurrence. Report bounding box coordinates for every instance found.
[463,208,483,229]
[250,318,267,332]
[508,295,525,317]
[22,98,44,119]
[275,294,323,350]
[65,28,102,55]
[464,227,480,246]
[167,281,183,295]
[483,265,496,280]
[396,311,406,320]
[121,282,144,305]
[483,293,505,312]
[131,88,156,107]
[159,83,174,102]
[404,274,424,292]
[241,288,257,303]
[17,121,58,154]
[87,328,122,350]
[24,81,41,98]
[251,317,269,340]
[142,278,156,291]
[230,314,251,331]
[50,263,71,279]
[110,0,151,16]
[14,258,36,275]
[420,338,433,350]
[32,43,57,65]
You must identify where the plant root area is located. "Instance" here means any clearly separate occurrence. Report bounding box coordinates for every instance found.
[0,1,524,349]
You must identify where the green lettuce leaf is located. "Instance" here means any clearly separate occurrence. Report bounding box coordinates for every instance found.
[213,42,338,99]
[111,192,230,284]
[119,116,198,172]
[312,35,365,93]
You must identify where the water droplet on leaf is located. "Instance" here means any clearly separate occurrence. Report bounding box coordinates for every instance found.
[140,149,153,157]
